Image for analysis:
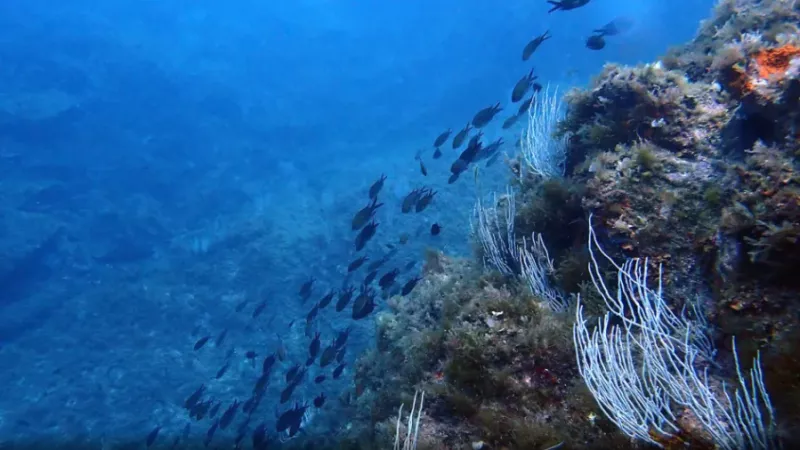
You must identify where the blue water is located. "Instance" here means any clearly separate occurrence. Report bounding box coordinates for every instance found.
[0,0,714,446]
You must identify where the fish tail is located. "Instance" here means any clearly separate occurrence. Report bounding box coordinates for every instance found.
[547,1,562,12]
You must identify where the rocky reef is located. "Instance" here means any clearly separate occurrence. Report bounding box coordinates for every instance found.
[314,1,800,448]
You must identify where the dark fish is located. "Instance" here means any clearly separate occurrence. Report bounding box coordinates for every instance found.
[367,250,395,272]
[280,383,298,404]
[355,220,379,251]
[548,0,590,13]
[276,335,287,361]
[472,103,502,128]
[194,336,211,351]
[522,30,551,60]
[502,114,519,129]
[235,299,249,313]
[215,329,228,347]
[320,344,338,367]
[476,138,504,162]
[352,295,375,320]
[450,158,469,175]
[593,16,634,36]
[306,303,319,324]
[184,384,206,410]
[216,363,230,379]
[486,151,503,167]
[415,189,436,212]
[353,285,373,311]
[146,426,161,448]
[252,423,267,449]
[401,276,422,296]
[433,129,451,147]
[336,286,356,312]
[586,34,606,50]
[347,256,368,273]
[352,198,383,230]
[532,82,543,93]
[368,174,387,200]
[276,403,308,433]
[401,188,424,213]
[219,400,240,430]
[364,269,379,285]
[448,172,461,184]
[253,374,269,395]
[459,132,484,163]
[452,123,471,149]
[314,393,327,408]
[433,148,442,159]
[333,363,346,379]
[299,277,315,302]
[262,354,276,374]
[418,159,427,176]
[252,300,267,318]
[431,224,441,236]
[334,326,353,349]
[336,347,346,363]
[318,291,335,309]
[209,402,222,418]
[314,374,326,384]
[309,332,321,358]
[205,420,218,447]
[512,69,537,102]
[246,350,257,362]
[518,96,535,116]
[286,364,300,383]
[379,269,400,289]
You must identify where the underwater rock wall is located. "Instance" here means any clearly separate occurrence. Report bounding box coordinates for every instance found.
[328,1,800,449]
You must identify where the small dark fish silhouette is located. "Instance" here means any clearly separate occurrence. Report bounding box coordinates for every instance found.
[379,269,400,289]
[204,421,218,447]
[320,345,338,367]
[586,34,606,50]
[355,220,379,251]
[314,393,327,408]
[348,256,368,273]
[594,17,634,36]
[216,363,230,379]
[418,159,427,176]
[309,332,321,358]
[433,148,442,159]
[369,174,387,200]
[299,277,315,302]
[334,326,353,349]
[364,269,379,285]
[401,188,424,213]
[502,114,520,129]
[433,129,451,147]
[219,400,240,430]
[401,276,422,296]
[512,68,537,102]
[314,374,327,384]
[262,353,276,374]
[517,96,535,116]
[548,0,590,13]
[431,223,441,236]
[215,329,228,347]
[415,189,436,212]
[146,426,161,448]
[522,30,551,60]
[318,290,335,308]
[352,198,383,230]
[472,103,502,128]
[194,336,211,351]
[452,123,472,149]
[252,300,267,319]
[184,384,206,410]
[336,286,356,312]
[333,363,346,379]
